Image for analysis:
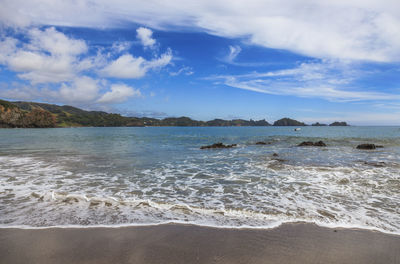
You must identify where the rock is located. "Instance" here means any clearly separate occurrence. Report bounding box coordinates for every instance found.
[356,144,376,150]
[200,143,237,149]
[298,141,327,147]
[255,141,267,145]
[314,141,327,147]
[298,141,314,146]
[364,161,386,167]
[63,197,79,203]
[272,153,279,157]
[338,178,350,184]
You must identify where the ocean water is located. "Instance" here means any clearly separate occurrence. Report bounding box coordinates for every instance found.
[0,126,399,234]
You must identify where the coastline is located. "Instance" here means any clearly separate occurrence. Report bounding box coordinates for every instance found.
[1,222,399,264]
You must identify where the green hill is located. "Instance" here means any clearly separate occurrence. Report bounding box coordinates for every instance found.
[0,100,272,128]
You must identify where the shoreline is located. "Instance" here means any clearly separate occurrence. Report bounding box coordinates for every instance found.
[1,222,399,264]
[1,220,399,236]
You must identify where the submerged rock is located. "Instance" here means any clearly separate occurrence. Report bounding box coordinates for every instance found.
[255,141,268,145]
[363,161,386,167]
[338,178,350,185]
[356,144,380,150]
[272,153,279,157]
[298,141,327,147]
[200,143,237,149]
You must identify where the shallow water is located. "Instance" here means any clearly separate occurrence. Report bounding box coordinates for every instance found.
[0,127,399,234]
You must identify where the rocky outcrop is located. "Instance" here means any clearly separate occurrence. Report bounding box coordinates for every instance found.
[200,143,237,149]
[356,144,383,150]
[298,141,327,147]
[0,101,56,128]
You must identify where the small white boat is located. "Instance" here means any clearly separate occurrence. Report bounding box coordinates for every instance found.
[294,128,301,131]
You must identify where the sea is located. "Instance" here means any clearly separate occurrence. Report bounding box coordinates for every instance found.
[0,126,399,234]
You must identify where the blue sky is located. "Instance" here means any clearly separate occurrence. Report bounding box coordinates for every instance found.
[0,0,400,125]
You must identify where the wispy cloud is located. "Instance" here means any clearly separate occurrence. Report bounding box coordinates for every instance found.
[169,66,194,76]
[209,60,400,102]
[225,45,241,63]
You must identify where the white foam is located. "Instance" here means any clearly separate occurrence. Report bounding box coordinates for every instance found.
[1,151,399,236]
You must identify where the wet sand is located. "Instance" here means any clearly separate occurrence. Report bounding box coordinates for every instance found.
[0,222,399,264]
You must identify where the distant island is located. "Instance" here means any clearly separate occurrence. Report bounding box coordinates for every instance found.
[0,99,349,128]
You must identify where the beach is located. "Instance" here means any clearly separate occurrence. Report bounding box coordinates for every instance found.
[1,222,399,264]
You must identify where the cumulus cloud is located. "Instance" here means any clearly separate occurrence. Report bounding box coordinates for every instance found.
[0,26,171,106]
[97,84,141,104]
[101,49,172,78]
[136,27,156,47]
[1,0,400,62]
[209,60,400,102]
[0,27,87,84]
[57,76,100,103]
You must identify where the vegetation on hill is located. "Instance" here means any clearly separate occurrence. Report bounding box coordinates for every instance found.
[1,100,272,128]
[273,118,306,126]
[329,121,348,126]
[311,122,327,126]
[0,100,350,128]
[0,100,56,128]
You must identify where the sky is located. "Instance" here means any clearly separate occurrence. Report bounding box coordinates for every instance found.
[0,0,400,125]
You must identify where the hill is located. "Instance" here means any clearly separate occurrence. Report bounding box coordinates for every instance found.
[329,121,348,126]
[273,118,306,126]
[0,100,272,128]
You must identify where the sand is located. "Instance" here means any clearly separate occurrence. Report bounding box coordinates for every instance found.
[0,222,399,264]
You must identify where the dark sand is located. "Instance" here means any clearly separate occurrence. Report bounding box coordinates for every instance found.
[1,222,399,264]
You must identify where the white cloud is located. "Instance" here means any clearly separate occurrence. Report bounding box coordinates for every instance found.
[0,26,171,106]
[136,27,156,47]
[169,66,194,76]
[210,60,400,102]
[1,0,400,62]
[1,27,88,84]
[97,84,141,104]
[101,55,147,78]
[226,45,241,63]
[101,49,172,78]
[58,76,100,103]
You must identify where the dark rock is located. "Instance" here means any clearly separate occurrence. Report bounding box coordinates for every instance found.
[314,141,327,147]
[364,161,386,167]
[356,144,376,150]
[338,178,350,184]
[298,141,327,147]
[200,143,237,149]
[298,141,314,146]
[255,141,267,145]
[376,145,384,148]
[272,153,279,157]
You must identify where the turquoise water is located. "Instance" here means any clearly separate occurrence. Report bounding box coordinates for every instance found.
[0,127,399,233]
